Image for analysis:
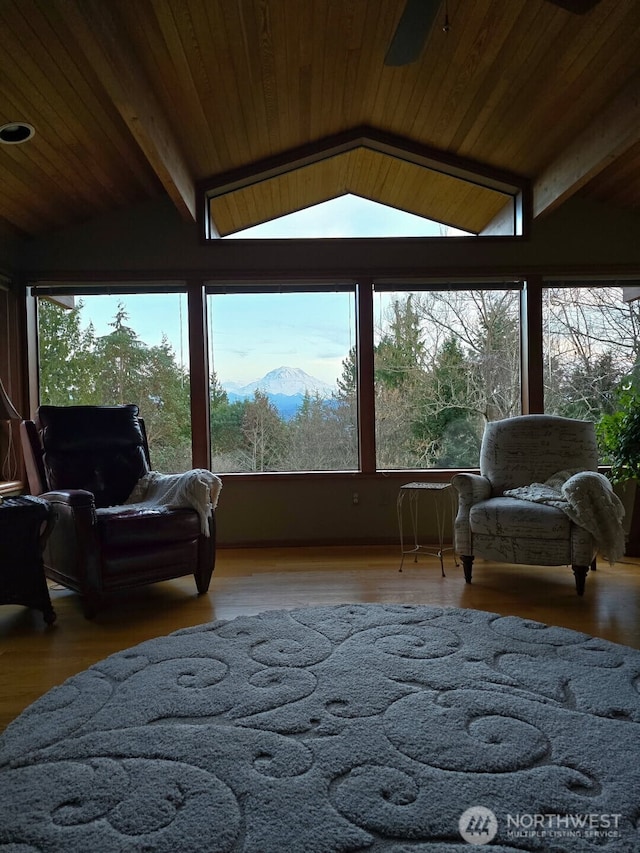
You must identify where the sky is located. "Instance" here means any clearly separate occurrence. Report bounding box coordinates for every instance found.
[68,195,467,388]
[229,193,467,239]
[208,290,354,386]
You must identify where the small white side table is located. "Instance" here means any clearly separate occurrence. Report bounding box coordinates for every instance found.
[397,481,457,576]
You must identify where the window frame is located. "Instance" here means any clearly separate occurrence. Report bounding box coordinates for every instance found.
[27,273,640,481]
[205,281,361,474]
[372,280,525,471]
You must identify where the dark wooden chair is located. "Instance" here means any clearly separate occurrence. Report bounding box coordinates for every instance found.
[20,404,215,618]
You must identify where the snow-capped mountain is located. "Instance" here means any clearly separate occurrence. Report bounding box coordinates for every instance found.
[223,366,334,398]
[221,366,335,420]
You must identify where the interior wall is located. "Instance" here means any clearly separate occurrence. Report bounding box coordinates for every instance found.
[14,195,640,277]
[216,475,451,548]
[0,222,23,278]
[0,284,27,484]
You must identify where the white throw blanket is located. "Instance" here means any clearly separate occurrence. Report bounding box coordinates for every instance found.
[124,469,222,536]
[504,470,625,565]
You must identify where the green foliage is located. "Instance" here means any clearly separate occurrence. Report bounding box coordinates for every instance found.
[39,287,639,474]
[38,299,99,404]
[414,336,472,454]
[549,352,620,422]
[241,391,288,472]
[289,392,357,470]
[92,305,148,405]
[336,346,357,400]
[209,373,248,462]
[433,417,483,468]
[140,338,191,472]
[419,320,506,466]
[469,292,520,421]
[210,372,228,407]
[38,300,192,472]
[373,294,509,468]
[211,398,248,460]
[375,295,425,390]
[596,381,640,483]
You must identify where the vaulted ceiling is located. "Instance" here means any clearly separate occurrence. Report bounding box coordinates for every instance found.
[1,0,640,241]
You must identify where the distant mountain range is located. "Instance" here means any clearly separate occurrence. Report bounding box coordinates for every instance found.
[222,366,335,419]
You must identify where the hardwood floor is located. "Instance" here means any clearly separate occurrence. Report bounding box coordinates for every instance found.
[2,544,640,732]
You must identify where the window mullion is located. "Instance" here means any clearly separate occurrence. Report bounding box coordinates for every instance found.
[521,277,544,414]
[187,281,211,470]
[357,279,376,473]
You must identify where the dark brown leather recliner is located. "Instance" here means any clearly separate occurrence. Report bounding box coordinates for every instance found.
[20,404,216,618]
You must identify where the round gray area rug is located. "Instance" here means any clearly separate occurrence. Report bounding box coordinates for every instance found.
[1,604,639,852]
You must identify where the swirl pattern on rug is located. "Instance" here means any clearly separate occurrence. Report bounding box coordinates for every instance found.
[1,604,639,851]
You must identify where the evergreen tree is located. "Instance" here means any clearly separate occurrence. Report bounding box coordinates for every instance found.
[140,336,191,472]
[93,303,148,405]
[241,391,287,472]
[415,336,481,467]
[333,347,359,467]
[210,377,248,468]
[375,294,425,390]
[336,346,357,400]
[38,299,98,405]
[210,371,228,407]
[469,291,520,421]
[38,299,194,472]
[286,392,356,470]
[374,294,432,467]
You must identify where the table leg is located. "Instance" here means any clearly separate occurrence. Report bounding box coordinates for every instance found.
[398,486,450,575]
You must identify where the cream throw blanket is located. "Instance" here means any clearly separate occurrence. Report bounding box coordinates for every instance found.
[504,470,625,565]
[123,469,222,537]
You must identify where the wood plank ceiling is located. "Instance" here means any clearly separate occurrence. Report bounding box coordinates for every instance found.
[1,0,640,239]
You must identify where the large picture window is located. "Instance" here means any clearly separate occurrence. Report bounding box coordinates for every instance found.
[541,282,640,470]
[373,286,522,469]
[37,291,192,473]
[34,278,640,479]
[206,288,358,473]
[543,283,640,423]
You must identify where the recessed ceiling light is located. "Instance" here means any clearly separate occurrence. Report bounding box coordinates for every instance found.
[0,122,35,144]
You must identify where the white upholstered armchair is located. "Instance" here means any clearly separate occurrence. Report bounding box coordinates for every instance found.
[451,415,603,596]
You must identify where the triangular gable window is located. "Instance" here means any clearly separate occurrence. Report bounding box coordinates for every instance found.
[226,194,471,239]
[202,130,529,239]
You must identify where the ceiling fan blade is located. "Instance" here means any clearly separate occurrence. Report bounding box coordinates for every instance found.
[544,0,602,12]
[384,0,442,67]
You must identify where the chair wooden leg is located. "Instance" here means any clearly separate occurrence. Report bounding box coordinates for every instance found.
[195,568,213,595]
[572,565,588,596]
[82,593,100,619]
[461,555,474,584]
[195,518,216,594]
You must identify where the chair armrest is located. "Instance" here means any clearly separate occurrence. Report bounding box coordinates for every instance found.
[451,473,492,508]
[38,490,102,598]
[451,473,492,556]
[40,489,96,509]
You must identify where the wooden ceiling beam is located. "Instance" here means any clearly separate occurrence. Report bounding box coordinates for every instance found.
[533,69,640,218]
[201,127,527,198]
[56,0,196,222]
